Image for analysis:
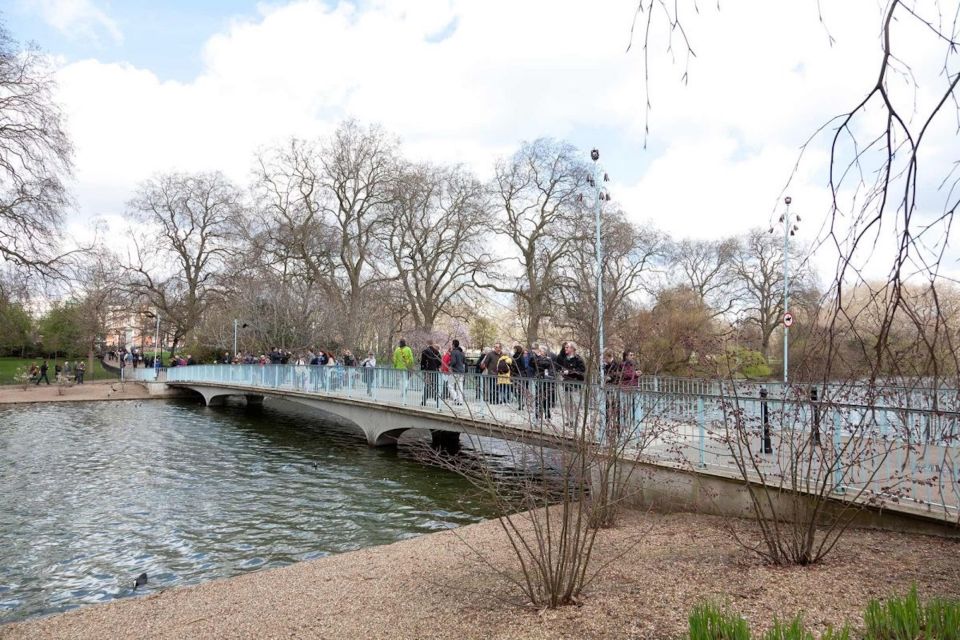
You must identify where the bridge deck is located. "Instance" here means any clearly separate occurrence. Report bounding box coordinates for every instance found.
[143,364,959,524]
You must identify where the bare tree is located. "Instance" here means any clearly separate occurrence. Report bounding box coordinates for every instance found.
[668,237,738,318]
[384,162,490,333]
[71,249,120,369]
[478,139,589,345]
[0,20,74,277]
[731,228,811,361]
[557,209,665,349]
[123,172,242,355]
[631,1,960,564]
[254,121,398,349]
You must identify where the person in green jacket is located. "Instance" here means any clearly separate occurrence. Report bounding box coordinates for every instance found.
[392,338,415,394]
[392,339,414,370]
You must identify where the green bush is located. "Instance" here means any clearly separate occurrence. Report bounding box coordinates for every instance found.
[863,585,960,640]
[761,615,815,640]
[689,603,750,640]
[688,585,959,639]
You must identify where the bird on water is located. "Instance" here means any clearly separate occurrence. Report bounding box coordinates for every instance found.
[133,572,148,590]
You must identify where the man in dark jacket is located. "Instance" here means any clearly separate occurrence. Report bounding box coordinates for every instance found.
[420,343,442,406]
[449,339,466,405]
[36,360,50,385]
[558,342,585,426]
[533,346,556,419]
[480,343,503,403]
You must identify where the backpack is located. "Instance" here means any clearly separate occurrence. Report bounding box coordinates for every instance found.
[497,355,512,375]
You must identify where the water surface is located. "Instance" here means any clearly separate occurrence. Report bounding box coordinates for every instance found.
[0,398,500,622]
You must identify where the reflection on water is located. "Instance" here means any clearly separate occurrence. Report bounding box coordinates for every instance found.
[0,398,515,623]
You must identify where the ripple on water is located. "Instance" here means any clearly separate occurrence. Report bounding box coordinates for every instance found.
[0,398,508,623]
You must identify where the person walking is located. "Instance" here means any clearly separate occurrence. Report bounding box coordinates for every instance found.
[440,346,452,400]
[480,343,503,403]
[360,351,377,395]
[495,348,514,406]
[35,360,50,385]
[533,345,556,420]
[420,343,442,407]
[393,338,415,396]
[75,360,86,384]
[449,339,466,406]
[558,342,586,426]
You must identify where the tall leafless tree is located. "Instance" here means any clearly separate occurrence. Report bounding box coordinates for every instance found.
[668,237,738,318]
[731,228,811,360]
[384,162,489,333]
[123,172,242,355]
[254,121,398,350]
[557,209,664,351]
[478,139,589,346]
[0,20,74,278]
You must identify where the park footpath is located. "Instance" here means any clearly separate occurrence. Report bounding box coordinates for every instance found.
[2,508,960,639]
[0,379,154,404]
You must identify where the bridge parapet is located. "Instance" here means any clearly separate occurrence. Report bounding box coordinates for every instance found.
[161,364,960,525]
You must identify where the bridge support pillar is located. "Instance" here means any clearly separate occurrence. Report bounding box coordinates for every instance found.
[197,388,227,407]
[431,430,461,452]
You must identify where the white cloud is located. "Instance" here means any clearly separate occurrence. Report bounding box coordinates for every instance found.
[25,0,123,45]
[47,0,960,286]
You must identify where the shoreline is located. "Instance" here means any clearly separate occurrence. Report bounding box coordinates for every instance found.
[2,509,959,639]
[0,380,157,405]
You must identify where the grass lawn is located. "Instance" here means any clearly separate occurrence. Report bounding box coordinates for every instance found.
[0,357,119,385]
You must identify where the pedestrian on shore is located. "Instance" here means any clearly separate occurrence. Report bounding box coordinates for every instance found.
[37,360,51,385]
[76,361,86,384]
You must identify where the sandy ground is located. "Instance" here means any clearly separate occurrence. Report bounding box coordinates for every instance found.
[0,380,154,404]
[2,509,958,640]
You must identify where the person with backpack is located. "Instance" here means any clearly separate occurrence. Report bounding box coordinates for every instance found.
[496,349,514,405]
[420,343,442,406]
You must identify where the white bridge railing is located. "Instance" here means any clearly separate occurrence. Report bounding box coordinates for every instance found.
[131,364,960,521]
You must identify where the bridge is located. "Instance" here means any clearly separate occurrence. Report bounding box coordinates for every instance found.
[130,364,960,528]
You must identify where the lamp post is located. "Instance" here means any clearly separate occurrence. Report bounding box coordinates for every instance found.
[780,196,797,384]
[153,311,160,369]
[234,319,238,360]
[589,148,609,436]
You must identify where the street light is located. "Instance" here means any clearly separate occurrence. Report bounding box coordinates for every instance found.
[780,196,799,384]
[144,310,160,369]
[590,148,608,436]
[233,320,249,360]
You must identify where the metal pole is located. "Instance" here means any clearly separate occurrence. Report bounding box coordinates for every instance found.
[783,196,791,384]
[154,311,160,369]
[233,319,238,360]
[761,387,772,454]
[591,149,606,438]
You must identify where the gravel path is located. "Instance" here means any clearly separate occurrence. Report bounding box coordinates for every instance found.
[0,380,156,404]
[3,510,958,639]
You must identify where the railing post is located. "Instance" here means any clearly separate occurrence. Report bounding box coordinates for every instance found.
[833,409,844,493]
[761,387,773,454]
[810,386,821,446]
[697,395,706,468]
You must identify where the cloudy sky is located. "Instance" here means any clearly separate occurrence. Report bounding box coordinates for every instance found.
[5,0,957,280]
